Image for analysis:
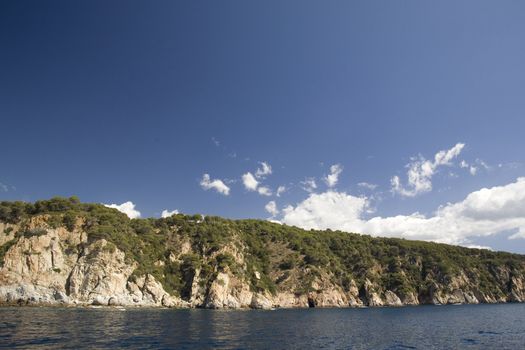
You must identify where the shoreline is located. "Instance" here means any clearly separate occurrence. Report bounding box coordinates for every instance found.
[1,299,520,310]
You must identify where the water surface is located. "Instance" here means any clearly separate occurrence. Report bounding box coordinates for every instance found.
[1,304,524,349]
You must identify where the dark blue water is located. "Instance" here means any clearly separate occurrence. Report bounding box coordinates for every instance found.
[1,304,524,349]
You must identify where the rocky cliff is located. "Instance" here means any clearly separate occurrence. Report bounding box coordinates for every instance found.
[1,197,525,309]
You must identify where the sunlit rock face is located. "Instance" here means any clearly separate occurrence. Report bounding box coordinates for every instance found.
[1,208,525,309]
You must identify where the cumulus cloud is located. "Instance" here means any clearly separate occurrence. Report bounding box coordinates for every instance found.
[282,191,367,231]
[265,200,279,217]
[257,186,272,196]
[0,182,8,192]
[200,174,231,195]
[276,186,286,197]
[104,201,141,219]
[391,143,465,197]
[300,178,318,193]
[358,182,378,190]
[281,178,525,247]
[161,209,179,218]
[242,172,259,191]
[323,164,343,187]
[242,167,274,196]
[255,162,272,178]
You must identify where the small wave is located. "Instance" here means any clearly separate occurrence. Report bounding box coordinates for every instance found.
[461,338,478,345]
[384,343,417,349]
[478,330,501,335]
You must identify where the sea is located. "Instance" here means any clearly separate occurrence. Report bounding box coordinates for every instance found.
[1,303,524,349]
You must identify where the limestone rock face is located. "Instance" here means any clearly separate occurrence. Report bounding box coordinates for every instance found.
[2,215,525,310]
[306,278,350,308]
[401,292,419,305]
[347,279,364,307]
[363,279,384,307]
[188,268,206,307]
[509,276,525,302]
[67,239,135,304]
[0,222,182,307]
[383,290,402,307]
[250,293,273,309]
[204,271,252,309]
[0,284,70,305]
[0,224,83,302]
[271,292,308,308]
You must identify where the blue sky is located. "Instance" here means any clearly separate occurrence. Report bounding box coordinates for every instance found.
[1,1,525,253]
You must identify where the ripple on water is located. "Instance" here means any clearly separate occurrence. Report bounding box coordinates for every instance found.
[478,330,502,335]
[0,304,524,349]
[461,338,479,345]
[384,343,417,350]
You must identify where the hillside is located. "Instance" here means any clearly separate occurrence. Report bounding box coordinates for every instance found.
[1,197,525,309]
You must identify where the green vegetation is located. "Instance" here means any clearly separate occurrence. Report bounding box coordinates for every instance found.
[22,228,48,238]
[1,197,525,300]
[0,239,17,268]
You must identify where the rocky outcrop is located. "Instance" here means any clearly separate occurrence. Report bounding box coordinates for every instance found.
[204,271,252,308]
[383,290,402,306]
[0,223,367,309]
[2,211,525,309]
[0,220,182,307]
[67,239,135,304]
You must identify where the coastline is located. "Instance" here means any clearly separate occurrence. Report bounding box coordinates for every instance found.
[2,210,525,312]
[0,295,520,310]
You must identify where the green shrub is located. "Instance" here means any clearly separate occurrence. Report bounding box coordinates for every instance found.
[0,239,18,267]
[23,228,48,238]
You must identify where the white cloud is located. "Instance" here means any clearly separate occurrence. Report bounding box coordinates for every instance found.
[300,178,318,193]
[324,164,343,187]
[265,201,279,217]
[460,159,490,176]
[276,186,286,197]
[358,182,378,190]
[255,162,272,178]
[242,172,259,191]
[242,168,274,196]
[200,174,231,195]
[257,186,272,196]
[282,191,368,232]
[464,244,492,250]
[434,143,465,164]
[281,178,525,247]
[0,182,8,192]
[460,160,479,176]
[161,209,179,218]
[104,201,141,219]
[391,143,465,197]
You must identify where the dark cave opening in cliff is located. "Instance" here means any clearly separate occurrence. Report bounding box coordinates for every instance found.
[307,297,316,308]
